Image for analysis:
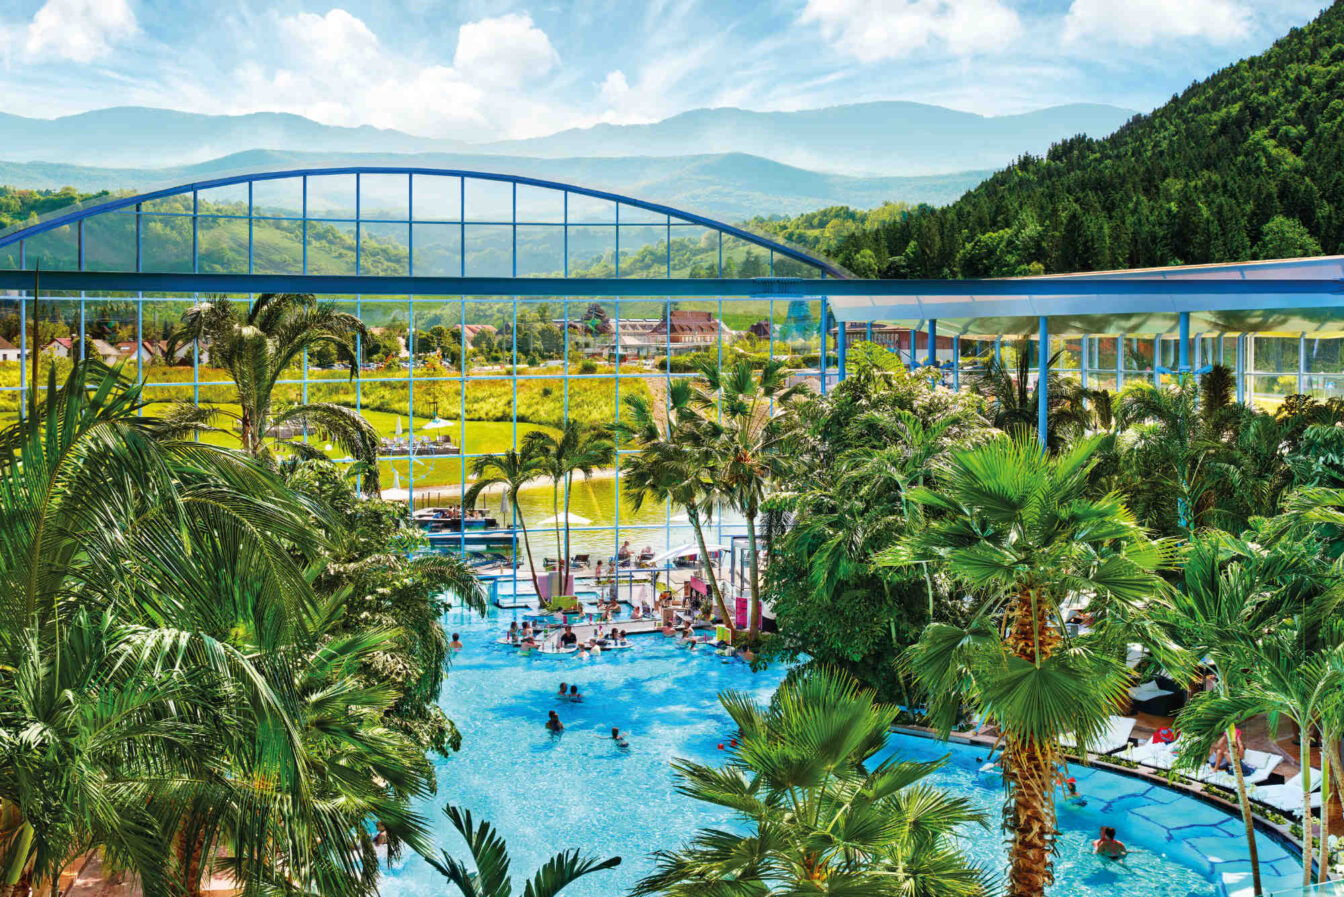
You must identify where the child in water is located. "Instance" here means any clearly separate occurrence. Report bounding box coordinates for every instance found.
[609,727,629,749]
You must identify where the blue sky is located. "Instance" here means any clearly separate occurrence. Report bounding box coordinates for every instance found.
[0,0,1332,140]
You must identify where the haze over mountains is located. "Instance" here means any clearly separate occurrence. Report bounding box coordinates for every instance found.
[0,101,1135,220]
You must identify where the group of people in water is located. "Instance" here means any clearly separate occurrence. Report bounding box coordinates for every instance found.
[979,756,1130,859]
[546,681,629,749]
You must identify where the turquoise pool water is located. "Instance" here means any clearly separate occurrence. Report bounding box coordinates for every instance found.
[380,608,1301,897]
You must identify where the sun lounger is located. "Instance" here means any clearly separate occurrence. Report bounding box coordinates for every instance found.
[1063,715,1136,755]
[1125,737,1178,769]
[1251,770,1324,816]
[1199,750,1282,789]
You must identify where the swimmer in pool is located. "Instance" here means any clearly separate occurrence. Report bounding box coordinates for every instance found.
[545,710,564,734]
[558,681,569,699]
[609,726,629,749]
[1060,777,1087,807]
[449,632,463,651]
[569,684,581,702]
[1093,826,1128,859]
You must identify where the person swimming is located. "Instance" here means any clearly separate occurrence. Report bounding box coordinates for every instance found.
[545,710,564,734]
[1093,826,1128,859]
[610,726,629,749]
[449,632,463,651]
[569,684,581,702]
[1060,776,1087,807]
[558,682,569,698]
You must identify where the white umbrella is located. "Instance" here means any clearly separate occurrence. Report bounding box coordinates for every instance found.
[394,417,403,436]
[650,542,728,566]
[537,512,592,526]
[423,417,455,429]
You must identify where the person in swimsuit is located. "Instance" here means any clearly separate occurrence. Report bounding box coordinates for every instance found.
[1093,826,1128,859]
[545,710,564,734]
[569,684,581,701]
[449,633,463,651]
[559,625,578,648]
[610,726,629,749]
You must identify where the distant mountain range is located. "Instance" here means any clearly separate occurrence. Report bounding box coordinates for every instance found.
[0,149,995,222]
[0,101,1135,177]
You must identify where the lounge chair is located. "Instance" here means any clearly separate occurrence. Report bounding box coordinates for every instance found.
[1128,679,1183,716]
[1062,715,1136,755]
[1126,737,1179,769]
[1250,770,1324,816]
[1200,750,1282,789]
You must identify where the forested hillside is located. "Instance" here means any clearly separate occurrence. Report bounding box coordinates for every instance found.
[805,3,1344,278]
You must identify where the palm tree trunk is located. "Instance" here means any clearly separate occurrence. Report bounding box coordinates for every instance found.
[1003,587,1061,897]
[174,824,207,897]
[744,507,761,635]
[1319,746,1331,885]
[687,505,732,635]
[551,479,562,600]
[563,471,574,593]
[0,820,33,896]
[1226,723,1262,896]
[1302,755,1315,889]
[514,499,542,598]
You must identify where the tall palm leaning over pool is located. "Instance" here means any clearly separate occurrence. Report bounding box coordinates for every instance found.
[162,292,382,493]
[464,446,545,595]
[524,421,615,593]
[692,357,804,635]
[884,435,1173,897]
[618,382,732,633]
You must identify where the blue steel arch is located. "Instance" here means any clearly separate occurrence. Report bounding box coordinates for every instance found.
[0,165,846,278]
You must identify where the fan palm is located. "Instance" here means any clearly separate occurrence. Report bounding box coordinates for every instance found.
[884,435,1172,897]
[427,805,620,897]
[692,357,806,634]
[633,666,987,896]
[523,421,615,593]
[463,447,546,596]
[162,292,382,493]
[619,382,731,632]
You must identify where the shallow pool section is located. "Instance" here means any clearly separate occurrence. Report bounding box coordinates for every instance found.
[381,608,1301,897]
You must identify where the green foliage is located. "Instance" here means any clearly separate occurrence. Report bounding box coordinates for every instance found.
[635,667,987,897]
[794,4,1344,276]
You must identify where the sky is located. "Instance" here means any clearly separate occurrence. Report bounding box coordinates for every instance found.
[0,0,1333,141]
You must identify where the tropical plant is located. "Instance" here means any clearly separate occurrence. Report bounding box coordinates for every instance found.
[634,666,987,897]
[885,435,1173,897]
[463,447,546,596]
[427,805,620,897]
[619,381,731,631]
[969,341,1091,453]
[162,292,382,492]
[692,357,806,634]
[523,421,615,591]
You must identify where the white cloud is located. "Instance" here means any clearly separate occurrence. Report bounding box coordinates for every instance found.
[1063,0,1253,46]
[599,70,631,105]
[23,0,137,62]
[223,8,572,139]
[453,12,559,88]
[800,0,1023,62]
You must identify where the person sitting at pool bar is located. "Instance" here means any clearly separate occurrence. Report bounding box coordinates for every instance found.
[507,621,520,643]
[546,710,563,733]
[1093,826,1127,859]
[559,625,578,648]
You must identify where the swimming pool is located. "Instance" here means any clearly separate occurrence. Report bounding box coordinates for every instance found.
[380,608,1301,897]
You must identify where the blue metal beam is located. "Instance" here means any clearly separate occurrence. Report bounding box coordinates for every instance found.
[1038,315,1049,449]
[1,270,1340,304]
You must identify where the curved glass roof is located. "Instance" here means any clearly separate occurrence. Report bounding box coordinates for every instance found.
[0,166,845,282]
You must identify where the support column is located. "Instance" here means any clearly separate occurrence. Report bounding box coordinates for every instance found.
[926,319,938,368]
[837,318,847,382]
[1038,315,1049,449]
[1116,335,1125,389]
[819,301,829,396]
[1299,331,1307,395]
[952,334,961,391]
[1080,334,1089,389]
[1178,311,1191,374]
[1236,334,1246,405]
[1152,335,1161,387]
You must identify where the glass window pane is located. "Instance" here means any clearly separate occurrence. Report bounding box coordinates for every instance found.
[412,175,461,221]
[306,220,357,275]
[567,193,614,224]
[24,224,78,270]
[197,182,249,214]
[722,235,769,278]
[251,177,303,217]
[618,225,667,278]
[83,213,137,271]
[517,226,564,277]
[618,202,667,225]
[197,217,249,274]
[464,178,514,223]
[412,223,462,276]
[359,173,409,220]
[567,226,613,276]
[516,185,564,223]
[1307,337,1344,373]
[464,225,512,277]
[361,222,409,275]
[140,215,193,273]
[251,218,303,274]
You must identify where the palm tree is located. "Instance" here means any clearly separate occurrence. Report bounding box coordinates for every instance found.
[634,666,986,896]
[162,292,382,493]
[970,340,1091,452]
[619,382,731,632]
[523,421,615,595]
[693,358,806,635]
[428,805,619,897]
[0,363,327,897]
[463,447,546,595]
[886,435,1172,897]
